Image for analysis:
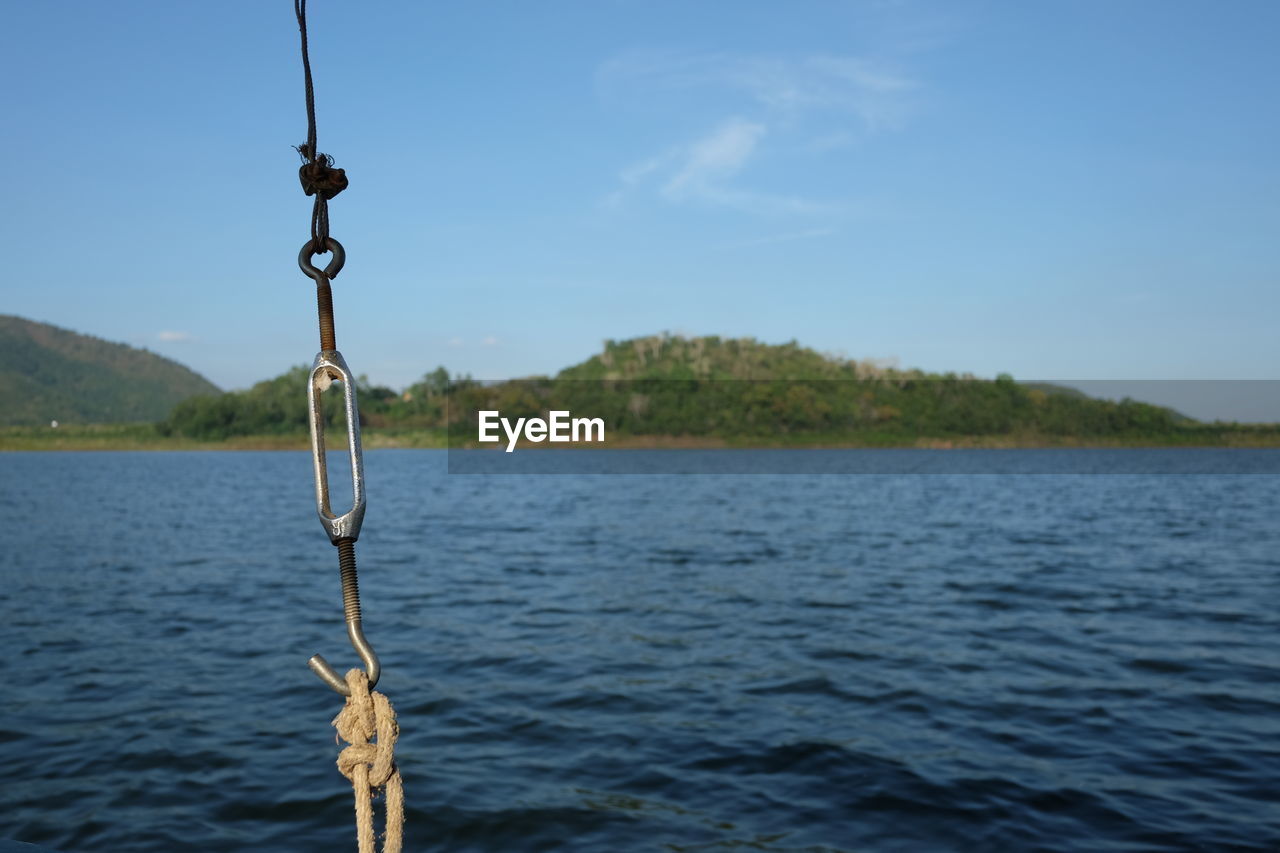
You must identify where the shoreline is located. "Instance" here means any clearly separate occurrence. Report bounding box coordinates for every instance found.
[4,425,1280,452]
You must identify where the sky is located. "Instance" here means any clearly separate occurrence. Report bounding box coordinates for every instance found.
[3,1,1278,420]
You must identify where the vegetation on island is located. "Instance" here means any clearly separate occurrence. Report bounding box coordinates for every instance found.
[4,328,1278,450]
[155,334,1276,449]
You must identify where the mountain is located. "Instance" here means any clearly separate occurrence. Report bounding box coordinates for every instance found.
[0,315,220,425]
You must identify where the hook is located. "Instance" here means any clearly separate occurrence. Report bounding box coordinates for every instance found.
[308,621,381,696]
[308,540,381,696]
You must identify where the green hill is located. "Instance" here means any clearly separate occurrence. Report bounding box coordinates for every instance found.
[531,334,1188,439]
[559,334,863,380]
[0,315,220,425]
[160,332,1201,443]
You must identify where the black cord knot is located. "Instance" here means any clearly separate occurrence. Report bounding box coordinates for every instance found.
[297,146,348,200]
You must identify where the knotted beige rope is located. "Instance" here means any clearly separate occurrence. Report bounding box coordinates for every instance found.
[333,669,404,853]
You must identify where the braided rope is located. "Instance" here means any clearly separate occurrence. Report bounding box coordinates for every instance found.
[333,669,404,853]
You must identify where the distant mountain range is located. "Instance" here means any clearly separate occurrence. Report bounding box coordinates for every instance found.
[0,315,220,426]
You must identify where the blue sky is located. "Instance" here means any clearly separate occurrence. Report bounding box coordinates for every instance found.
[3,1,1278,418]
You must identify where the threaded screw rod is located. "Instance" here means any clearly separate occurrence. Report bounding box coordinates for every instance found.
[338,539,361,622]
[308,538,381,695]
[316,277,337,351]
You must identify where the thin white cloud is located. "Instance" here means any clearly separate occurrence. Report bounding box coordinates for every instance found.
[599,49,919,216]
[690,186,834,217]
[663,119,765,200]
[481,336,499,347]
[719,227,836,249]
[614,119,833,216]
[605,152,672,209]
[620,155,669,184]
[598,49,917,130]
[447,336,464,348]
[157,330,192,342]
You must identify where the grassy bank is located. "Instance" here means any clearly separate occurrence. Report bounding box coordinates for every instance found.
[4,423,1280,451]
[0,424,455,451]
[0,423,316,450]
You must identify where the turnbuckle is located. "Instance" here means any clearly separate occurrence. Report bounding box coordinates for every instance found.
[307,349,366,545]
[300,238,380,696]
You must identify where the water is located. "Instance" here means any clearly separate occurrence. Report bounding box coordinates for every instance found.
[1,450,1278,851]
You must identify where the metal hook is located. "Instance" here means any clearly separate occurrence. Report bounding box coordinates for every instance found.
[308,583,381,696]
[307,539,381,696]
[298,236,346,282]
[310,645,380,695]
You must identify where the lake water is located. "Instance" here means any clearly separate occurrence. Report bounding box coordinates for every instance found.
[1,450,1278,851]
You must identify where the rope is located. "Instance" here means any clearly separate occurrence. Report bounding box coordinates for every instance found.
[294,0,348,255]
[333,669,404,853]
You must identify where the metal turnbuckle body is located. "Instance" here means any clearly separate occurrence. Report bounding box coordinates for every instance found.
[308,349,366,544]
[306,347,380,695]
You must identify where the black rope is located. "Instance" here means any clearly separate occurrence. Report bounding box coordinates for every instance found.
[294,0,347,254]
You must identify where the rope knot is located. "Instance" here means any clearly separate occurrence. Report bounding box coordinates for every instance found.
[298,151,349,200]
[332,669,403,853]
